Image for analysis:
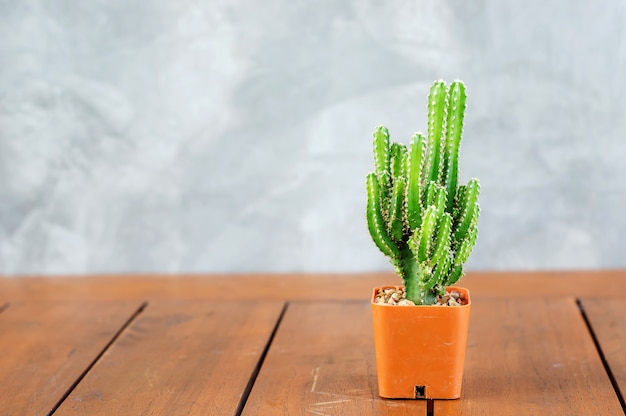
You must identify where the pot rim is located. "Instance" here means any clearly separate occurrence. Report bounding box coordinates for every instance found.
[371,285,471,307]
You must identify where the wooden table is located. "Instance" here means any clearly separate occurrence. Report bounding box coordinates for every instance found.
[1,271,625,415]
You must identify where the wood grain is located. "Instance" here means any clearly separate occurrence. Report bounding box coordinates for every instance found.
[242,302,427,416]
[0,301,142,416]
[435,298,623,415]
[1,274,625,415]
[54,301,285,416]
[580,298,626,407]
[1,270,625,301]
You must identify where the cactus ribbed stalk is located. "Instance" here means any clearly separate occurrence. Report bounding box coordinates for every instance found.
[366,80,480,305]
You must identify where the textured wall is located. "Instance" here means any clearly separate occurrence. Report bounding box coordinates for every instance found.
[1,1,625,275]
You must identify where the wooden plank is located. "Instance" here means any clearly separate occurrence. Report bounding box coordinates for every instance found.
[435,298,623,415]
[580,299,626,408]
[0,273,395,301]
[242,302,427,416]
[0,301,143,416]
[54,301,285,416]
[1,270,626,301]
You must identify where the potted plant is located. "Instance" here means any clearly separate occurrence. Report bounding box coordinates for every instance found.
[366,80,480,399]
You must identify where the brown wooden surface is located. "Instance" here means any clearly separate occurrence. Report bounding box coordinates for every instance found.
[1,270,626,301]
[581,298,626,407]
[0,301,143,416]
[1,273,625,415]
[435,298,623,415]
[54,301,285,416]
[243,302,427,416]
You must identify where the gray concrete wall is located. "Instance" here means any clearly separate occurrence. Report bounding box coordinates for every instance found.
[1,1,625,275]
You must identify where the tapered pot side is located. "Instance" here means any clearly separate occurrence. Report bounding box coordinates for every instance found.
[371,286,471,399]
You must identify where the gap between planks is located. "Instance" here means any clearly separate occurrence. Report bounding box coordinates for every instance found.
[51,300,287,415]
[241,301,428,415]
[405,299,626,416]
[47,302,148,416]
[434,297,623,415]
[577,299,626,415]
[234,302,289,416]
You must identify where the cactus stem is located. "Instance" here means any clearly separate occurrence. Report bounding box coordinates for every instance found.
[366,80,479,305]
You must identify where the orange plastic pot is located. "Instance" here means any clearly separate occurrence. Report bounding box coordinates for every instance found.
[371,286,471,399]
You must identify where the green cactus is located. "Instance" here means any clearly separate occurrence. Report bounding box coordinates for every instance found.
[366,80,480,305]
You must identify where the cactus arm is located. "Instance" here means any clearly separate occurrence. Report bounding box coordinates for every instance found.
[442,81,467,212]
[434,186,447,215]
[373,126,391,179]
[366,173,401,258]
[373,126,392,207]
[423,182,446,213]
[453,178,480,242]
[388,177,407,241]
[390,143,408,180]
[416,206,438,262]
[378,172,392,215]
[446,265,464,285]
[427,81,447,183]
[388,143,408,240]
[406,133,425,230]
[430,213,452,267]
[423,181,437,208]
[453,184,467,222]
[432,253,452,289]
[454,225,478,266]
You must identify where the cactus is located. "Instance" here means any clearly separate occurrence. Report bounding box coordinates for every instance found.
[366,80,480,305]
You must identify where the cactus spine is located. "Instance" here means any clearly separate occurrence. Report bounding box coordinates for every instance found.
[366,80,480,305]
